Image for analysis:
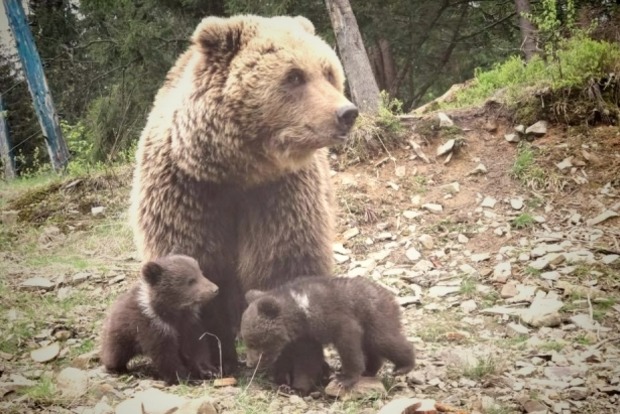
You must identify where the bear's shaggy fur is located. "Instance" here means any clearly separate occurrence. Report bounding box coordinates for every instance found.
[241,276,415,389]
[100,255,219,384]
[129,14,358,378]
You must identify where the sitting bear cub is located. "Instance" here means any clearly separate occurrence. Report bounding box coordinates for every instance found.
[240,276,415,389]
[100,254,219,384]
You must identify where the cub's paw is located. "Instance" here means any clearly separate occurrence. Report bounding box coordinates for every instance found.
[393,364,414,376]
[276,384,295,394]
[335,374,360,390]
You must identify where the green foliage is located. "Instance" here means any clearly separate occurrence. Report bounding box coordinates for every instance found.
[446,34,620,109]
[377,91,404,133]
[511,213,535,229]
[511,143,546,189]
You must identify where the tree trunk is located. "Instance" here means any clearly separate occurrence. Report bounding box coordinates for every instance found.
[515,0,538,61]
[325,0,380,114]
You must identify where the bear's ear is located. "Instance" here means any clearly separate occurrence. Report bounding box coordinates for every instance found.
[191,16,252,55]
[257,297,281,319]
[142,262,163,285]
[245,289,266,303]
[294,16,315,35]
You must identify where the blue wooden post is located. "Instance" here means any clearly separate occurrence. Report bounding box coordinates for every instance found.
[0,92,16,179]
[3,0,69,172]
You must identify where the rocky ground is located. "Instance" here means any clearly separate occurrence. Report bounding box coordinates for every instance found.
[0,108,619,414]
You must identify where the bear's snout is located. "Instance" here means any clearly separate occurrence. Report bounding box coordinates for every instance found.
[336,104,359,131]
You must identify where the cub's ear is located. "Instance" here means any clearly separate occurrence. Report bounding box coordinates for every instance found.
[245,289,266,304]
[257,297,281,319]
[141,262,163,285]
[191,16,254,54]
[294,16,315,35]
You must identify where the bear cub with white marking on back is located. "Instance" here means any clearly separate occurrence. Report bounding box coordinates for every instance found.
[241,276,415,389]
[100,255,219,384]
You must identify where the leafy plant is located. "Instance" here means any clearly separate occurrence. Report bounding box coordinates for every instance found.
[511,213,536,229]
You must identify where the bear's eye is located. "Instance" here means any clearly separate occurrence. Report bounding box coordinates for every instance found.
[188,278,197,286]
[325,70,336,85]
[285,69,306,87]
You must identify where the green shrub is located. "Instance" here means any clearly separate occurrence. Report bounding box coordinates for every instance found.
[444,34,620,109]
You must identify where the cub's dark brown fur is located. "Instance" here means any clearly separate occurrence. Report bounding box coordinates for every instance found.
[241,276,415,389]
[100,255,219,384]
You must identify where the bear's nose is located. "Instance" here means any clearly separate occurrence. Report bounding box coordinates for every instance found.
[336,104,359,129]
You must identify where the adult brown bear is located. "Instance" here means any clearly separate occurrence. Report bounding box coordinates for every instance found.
[129,14,358,386]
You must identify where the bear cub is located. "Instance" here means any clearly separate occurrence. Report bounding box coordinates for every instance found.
[240,276,415,389]
[100,254,219,384]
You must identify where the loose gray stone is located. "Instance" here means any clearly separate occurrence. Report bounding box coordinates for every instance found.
[333,243,351,255]
[556,157,573,171]
[418,234,434,250]
[56,367,88,399]
[437,112,454,128]
[422,203,443,213]
[570,314,608,332]
[334,253,350,264]
[481,196,497,209]
[471,253,491,262]
[586,209,618,226]
[458,234,469,244]
[405,247,421,262]
[176,397,218,414]
[518,253,530,262]
[403,210,423,220]
[30,342,60,363]
[505,133,520,143]
[506,284,537,303]
[521,292,563,327]
[324,377,385,401]
[378,398,436,414]
[468,163,488,175]
[511,197,524,210]
[411,195,422,207]
[91,206,105,216]
[525,120,548,137]
[20,277,55,291]
[541,271,560,281]
[437,139,456,156]
[343,228,360,240]
[460,299,477,314]
[493,262,512,282]
[515,124,526,134]
[507,322,529,335]
[602,254,619,264]
[115,388,186,414]
[442,182,460,194]
[428,285,460,298]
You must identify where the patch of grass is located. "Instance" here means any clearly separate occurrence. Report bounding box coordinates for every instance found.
[417,324,451,343]
[540,340,566,352]
[593,298,616,321]
[339,92,406,162]
[485,405,519,414]
[511,143,546,188]
[524,266,542,277]
[24,254,93,271]
[461,356,501,380]
[575,334,594,346]
[459,277,477,297]
[511,212,536,229]
[497,335,529,349]
[18,376,58,405]
[481,291,500,308]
